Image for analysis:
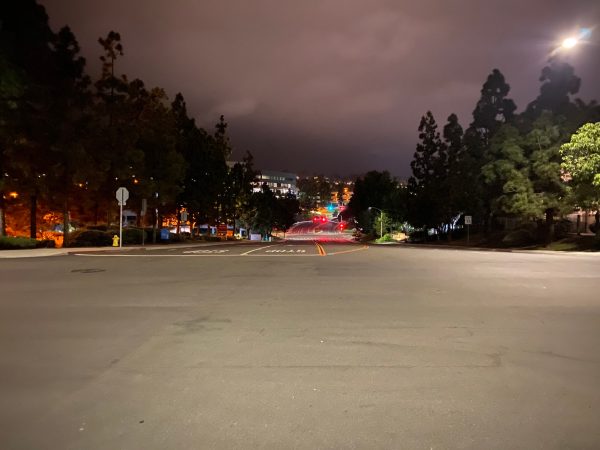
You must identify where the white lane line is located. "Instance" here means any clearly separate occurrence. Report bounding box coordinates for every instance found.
[240,244,279,256]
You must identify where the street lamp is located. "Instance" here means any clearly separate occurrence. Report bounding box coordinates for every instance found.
[368,206,384,238]
[561,37,578,49]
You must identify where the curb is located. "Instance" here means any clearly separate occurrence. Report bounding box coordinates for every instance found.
[0,240,251,259]
[391,242,599,256]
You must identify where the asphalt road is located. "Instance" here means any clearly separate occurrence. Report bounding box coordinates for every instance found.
[1,242,599,449]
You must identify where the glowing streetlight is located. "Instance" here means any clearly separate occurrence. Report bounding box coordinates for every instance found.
[562,37,578,49]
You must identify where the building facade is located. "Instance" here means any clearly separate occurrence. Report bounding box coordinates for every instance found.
[253,170,298,197]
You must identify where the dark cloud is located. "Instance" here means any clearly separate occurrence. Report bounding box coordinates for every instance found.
[42,0,600,177]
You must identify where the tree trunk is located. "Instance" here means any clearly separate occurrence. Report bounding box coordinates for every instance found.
[545,209,554,244]
[0,194,6,237]
[152,208,157,244]
[30,193,37,239]
[63,197,70,248]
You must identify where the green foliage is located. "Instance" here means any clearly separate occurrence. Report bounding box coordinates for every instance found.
[373,212,392,238]
[0,236,38,249]
[249,185,299,236]
[348,171,405,233]
[560,122,600,192]
[407,111,446,229]
[297,176,333,209]
[0,2,257,241]
[402,62,597,245]
[525,60,581,119]
[501,229,536,247]
[121,227,144,245]
[69,230,112,247]
[375,233,395,243]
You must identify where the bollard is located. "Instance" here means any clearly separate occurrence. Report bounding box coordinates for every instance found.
[112,235,119,247]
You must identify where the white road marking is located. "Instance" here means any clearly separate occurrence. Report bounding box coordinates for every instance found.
[240,244,279,256]
[183,249,230,254]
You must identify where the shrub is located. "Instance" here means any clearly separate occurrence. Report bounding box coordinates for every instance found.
[375,233,395,243]
[86,225,108,231]
[0,236,38,250]
[501,229,536,247]
[36,239,56,248]
[407,230,428,243]
[168,232,185,243]
[69,230,112,247]
[122,228,144,245]
[517,221,537,233]
[554,219,573,240]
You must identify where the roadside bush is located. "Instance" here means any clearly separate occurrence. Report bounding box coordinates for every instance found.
[0,236,38,250]
[69,230,112,247]
[516,221,537,233]
[203,235,222,242]
[167,232,185,243]
[554,219,573,240]
[36,239,56,248]
[407,230,428,243]
[590,223,599,234]
[86,225,108,231]
[122,228,144,245]
[501,229,536,247]
[375,233,395,243]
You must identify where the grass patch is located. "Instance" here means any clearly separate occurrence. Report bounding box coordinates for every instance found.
[374,233,396,244]
[539,235,600,252]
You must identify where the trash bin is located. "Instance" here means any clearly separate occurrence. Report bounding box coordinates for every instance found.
[160,228,170,240]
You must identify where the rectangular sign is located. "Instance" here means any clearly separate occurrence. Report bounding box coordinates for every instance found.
[464,215,472,225]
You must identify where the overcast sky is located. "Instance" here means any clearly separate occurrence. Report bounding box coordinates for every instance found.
[41,0,600,178]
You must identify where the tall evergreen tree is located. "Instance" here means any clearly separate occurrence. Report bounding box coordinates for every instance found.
[441,113,466,237]
[525,59,581,120]
[463,69,517,229]
[408,111,445,230]
[0,0,56,236]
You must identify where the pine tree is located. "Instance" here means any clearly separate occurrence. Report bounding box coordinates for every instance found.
[463,69,517,229]
[408,111,446,230]
[525,59,581,119]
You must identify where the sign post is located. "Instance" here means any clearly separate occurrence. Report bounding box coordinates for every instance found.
[464,215,472,245]
[140,199,147,246]
[116,187,129,248]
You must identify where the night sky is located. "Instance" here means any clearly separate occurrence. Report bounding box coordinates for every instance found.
[41,0,600,178]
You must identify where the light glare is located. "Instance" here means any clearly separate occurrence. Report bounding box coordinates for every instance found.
[562,37,578,49]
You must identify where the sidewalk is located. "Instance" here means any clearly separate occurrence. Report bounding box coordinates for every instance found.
[0,240,246,259]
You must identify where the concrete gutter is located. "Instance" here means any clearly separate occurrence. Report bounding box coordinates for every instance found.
[397,242,599,256]
[0,240,248,259]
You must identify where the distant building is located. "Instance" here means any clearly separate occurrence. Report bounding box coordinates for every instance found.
[253,170,298,197]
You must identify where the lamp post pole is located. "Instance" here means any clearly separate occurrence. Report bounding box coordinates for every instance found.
[368,206,384,238]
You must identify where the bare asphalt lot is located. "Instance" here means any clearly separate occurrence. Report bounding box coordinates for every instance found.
[1,242,599,449]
